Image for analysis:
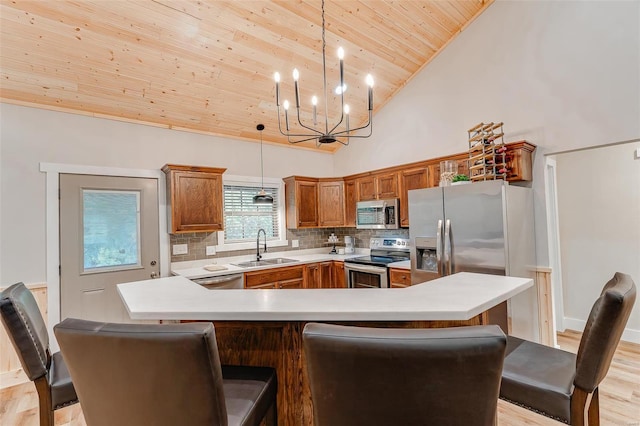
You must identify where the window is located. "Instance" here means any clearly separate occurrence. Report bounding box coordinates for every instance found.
[217,176,287,251]
[82,189,141,271]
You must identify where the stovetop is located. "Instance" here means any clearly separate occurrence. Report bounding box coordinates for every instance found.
[345,255,409,268]
[344,237,410,267]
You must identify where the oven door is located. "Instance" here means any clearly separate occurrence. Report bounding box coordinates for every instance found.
[344,263,389,288]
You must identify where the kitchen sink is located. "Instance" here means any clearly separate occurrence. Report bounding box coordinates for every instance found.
[263,257,299,265]
[232,258,299,268]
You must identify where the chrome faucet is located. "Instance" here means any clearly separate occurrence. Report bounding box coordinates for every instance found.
[256,228,267,261]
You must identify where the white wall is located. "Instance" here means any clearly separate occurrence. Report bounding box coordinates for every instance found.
[334,0,640,266]
[333,0,639,340]
[0,103,334,286]
[555,142,640,341]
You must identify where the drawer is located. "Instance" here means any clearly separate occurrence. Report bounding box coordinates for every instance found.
[389,268,411,286]
[245,265,305,287]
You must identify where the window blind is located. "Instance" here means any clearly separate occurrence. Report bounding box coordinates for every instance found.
[223,184,280,242]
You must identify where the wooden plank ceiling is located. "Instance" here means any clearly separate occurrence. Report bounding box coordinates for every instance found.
[0,0,491,152]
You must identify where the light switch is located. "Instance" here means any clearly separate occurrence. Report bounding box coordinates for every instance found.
[206,246,216,256]
[172,244,188,255]
[292,240,299,248]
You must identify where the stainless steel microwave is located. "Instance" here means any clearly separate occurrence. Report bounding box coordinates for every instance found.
[356,199,399,229]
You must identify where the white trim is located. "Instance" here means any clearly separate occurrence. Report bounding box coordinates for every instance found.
[216,174,288,252]
[544,157,563,344]
[40,162,169,351]
[563,317,640,344]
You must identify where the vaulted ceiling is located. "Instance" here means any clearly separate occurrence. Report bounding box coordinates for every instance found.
[0,0,491,152]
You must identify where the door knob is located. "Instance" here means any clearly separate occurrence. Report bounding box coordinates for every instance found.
[150,271,159,279]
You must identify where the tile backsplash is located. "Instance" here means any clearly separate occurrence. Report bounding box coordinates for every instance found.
[170,228,409,263]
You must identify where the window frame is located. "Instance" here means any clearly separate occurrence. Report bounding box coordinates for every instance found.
[216,174,288,252]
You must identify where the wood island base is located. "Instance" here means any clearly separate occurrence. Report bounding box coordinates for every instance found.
[206,315,488,426]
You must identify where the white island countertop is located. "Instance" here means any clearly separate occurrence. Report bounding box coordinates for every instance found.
[117,272,532,322]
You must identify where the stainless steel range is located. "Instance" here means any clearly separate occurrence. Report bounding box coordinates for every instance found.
[344,237,410,288]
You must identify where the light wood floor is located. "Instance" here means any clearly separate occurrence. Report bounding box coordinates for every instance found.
[1,330,638,425]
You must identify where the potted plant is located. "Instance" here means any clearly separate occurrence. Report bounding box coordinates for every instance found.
[451,174,471,185]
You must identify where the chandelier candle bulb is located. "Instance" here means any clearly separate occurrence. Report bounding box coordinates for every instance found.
[344,104,350,132]
[293,69,300,108]
[312,96,318,125]
[366,74,374,110]
[274,72,280,106]
[283,100,290,130]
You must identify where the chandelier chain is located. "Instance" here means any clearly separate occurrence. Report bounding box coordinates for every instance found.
[321,0,329,135]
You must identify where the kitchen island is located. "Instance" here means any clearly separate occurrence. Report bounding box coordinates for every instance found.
[118,272,532,425]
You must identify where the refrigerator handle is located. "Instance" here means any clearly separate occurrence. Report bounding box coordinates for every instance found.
[444,219,452,275]
[436,219,443,275]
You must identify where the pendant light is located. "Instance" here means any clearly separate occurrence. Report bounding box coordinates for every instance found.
[253,124,273,204]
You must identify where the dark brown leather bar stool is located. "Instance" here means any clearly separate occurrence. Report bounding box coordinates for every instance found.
[54,318,277,426]
[0,282,78,426]
[303,323,507,426]
[500,272,636,425]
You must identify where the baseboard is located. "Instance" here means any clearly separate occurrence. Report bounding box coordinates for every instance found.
[563,317,640,344]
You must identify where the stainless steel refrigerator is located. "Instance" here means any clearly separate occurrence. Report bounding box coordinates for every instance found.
[408,180,539,341]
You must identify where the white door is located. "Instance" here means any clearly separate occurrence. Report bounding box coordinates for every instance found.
[60,174,160,322]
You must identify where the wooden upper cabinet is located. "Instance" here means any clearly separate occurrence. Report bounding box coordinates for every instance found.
[344,179,358,227]
[376,172,399,199]
[505,141,536,182]
[399,167,429,227]
[318,180,345,227]
[356,172,399,201]
[357,176,377,201]
[162,164,226,234]
[284,177,318,229]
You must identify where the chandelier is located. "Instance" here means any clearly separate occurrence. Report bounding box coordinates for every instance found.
[273,0,373,146]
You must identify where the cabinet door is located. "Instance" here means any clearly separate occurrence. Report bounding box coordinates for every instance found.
[357,176,377,201]
[331,261,346,288]
[319,262,333,288]
[296,181,319,227]
[427,164,440,188]
[304,263,320,289]
[399,167,428,227]
[376,172,399,199]
[389,268,411,288]
[165,169,224,233]
[344,179,358,227]
[505,143,534,182]
[318,181,345,227]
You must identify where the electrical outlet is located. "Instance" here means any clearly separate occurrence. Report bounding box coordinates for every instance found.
[206,246,216,256]
[172,244,188,255]
[292,240,299,248]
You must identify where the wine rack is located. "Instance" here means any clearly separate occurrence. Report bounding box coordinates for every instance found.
[467,122,507,181]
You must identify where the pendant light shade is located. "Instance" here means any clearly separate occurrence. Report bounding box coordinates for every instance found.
[253,124,274,204]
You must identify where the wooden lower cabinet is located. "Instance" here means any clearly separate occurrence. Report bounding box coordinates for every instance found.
[212,317,488,425]
[332,261,346,288]
[244,265,305,289]
[304,262,334,288]
[389,268,411,288]
[246,262,346,290]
